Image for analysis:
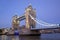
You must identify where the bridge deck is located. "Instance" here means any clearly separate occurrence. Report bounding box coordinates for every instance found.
[31,27,60,30]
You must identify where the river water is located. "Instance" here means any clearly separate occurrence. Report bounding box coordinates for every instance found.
[0,33,60,40]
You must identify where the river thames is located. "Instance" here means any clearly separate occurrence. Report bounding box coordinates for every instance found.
[0,33,60,40]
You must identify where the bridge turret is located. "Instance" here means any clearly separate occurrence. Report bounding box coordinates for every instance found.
[25,4,36,29]
[12,15,20,30]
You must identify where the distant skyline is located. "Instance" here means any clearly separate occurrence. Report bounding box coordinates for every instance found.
[0,0,60,28]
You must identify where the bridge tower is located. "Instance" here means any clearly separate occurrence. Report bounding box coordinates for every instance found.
[12,15,20,30]
[25,4,36,29]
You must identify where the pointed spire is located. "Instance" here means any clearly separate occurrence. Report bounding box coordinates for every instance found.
[12,12,18,18]
[28,3,32,8]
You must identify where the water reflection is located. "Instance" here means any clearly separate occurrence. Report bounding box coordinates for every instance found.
[1,35,40,40]
[2,35,7,40]
[19,36,40,40]
[1,33,60,40]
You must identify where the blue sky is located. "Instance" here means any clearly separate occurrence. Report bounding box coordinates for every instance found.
[0,0,60,28]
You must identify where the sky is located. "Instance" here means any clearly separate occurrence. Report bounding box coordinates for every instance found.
[0,0,60,28]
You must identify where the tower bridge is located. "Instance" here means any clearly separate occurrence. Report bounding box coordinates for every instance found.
[2,4,60,36]
[12,4,36,30]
